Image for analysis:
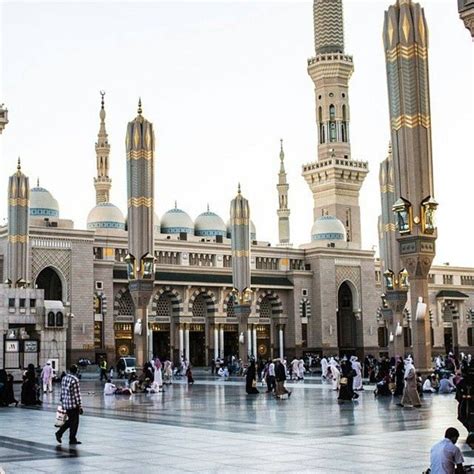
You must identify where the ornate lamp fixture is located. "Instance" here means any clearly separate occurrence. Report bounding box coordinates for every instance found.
[421,196,438,234]
[392,197,412,234]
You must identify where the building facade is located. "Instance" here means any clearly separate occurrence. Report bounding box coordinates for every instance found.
[1,0,473,372]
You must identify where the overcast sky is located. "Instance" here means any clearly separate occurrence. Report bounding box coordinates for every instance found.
[0,0,472,266]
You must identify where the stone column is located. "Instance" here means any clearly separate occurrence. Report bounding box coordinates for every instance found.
[179,326,184,358]
[247,327,252,359]
[385,290,407,358]
[279,326,284,360]
[219,326,224,359]
[185,326,190,362]
[214,327,219,360]
[252,326,257,359]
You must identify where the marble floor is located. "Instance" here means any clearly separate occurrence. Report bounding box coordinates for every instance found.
[0,374,472,473]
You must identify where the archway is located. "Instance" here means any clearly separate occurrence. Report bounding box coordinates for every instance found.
[36,267,63,301]
[337,282,357,355]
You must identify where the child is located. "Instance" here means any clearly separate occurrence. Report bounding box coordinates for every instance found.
[186,366,194,385]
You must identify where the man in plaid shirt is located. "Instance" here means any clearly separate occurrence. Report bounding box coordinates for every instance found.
[55,365,83,445]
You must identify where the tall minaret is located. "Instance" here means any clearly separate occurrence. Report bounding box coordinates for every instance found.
[7,158,30,284]
[302,0,369,247]
[277,139,291,246]
[94,91,112,204]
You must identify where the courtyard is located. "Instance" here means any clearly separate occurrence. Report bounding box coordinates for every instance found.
[0,374,471,473]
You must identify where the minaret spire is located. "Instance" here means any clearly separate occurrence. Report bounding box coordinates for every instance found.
[277,139,291,246]
[302,0,368,247]
[94,91,112,204]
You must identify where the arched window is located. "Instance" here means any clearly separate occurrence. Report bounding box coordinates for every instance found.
[156,294,173,318]
[318,107,325,144]
[259,297,272,318]
[226,295,235,318]
[192,294,208,318]
[329,104,336,121]
[342,105,347,121]
[341,105,347,142]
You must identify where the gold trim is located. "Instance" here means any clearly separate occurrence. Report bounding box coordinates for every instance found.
[418,15,426,45]
[383,223,396,232]
[386,44,428,62]
[388,19,394,46]
[8,235,28,243]
[402,13,410,42]
[230,218,250,225]
[128,197,153,208]
[8,198,29,206]
[391,114,431,130]
[232,250,250,257]
[127,150,153,161]
[380,184,395,193]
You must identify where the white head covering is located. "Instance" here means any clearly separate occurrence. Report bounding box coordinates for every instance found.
[404,358,415,379]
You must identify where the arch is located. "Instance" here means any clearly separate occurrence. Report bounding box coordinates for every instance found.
[113,287,135,318]
[337,281,357,353]
[342,104,347,121]
[189,288,217,315]
[299,298,312,319]
[329,104,336,121]
[256,290,283,317]
[223,292,237,318]
[151,286,183,317]
[338,279,360,314]
[35,266,64,301]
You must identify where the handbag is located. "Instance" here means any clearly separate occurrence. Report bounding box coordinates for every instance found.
[252,379,257,388]
[340,377,348,385]
[54,405,68,427]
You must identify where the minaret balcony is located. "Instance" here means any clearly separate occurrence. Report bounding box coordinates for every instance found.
[307,53,353,66]
[302,157,368,173]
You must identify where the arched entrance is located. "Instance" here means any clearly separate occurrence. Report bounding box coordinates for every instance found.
[36,267,63,301]
[337,282,357,356]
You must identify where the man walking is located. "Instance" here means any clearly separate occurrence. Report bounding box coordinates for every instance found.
[99,358,107,382]
[55,365,83,445]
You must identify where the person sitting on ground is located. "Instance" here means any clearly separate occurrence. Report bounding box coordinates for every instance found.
[429,427,464,474]
[129,373,140,393]
[438,375,456,394]
[218,366,229,379]
[374,373,392,397]
[423,375,438,393]
[104,379,117,395]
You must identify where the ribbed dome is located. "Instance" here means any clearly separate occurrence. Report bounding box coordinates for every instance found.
[161,207,194,234]
[87,202,125,231]
[226,219,257,240]
[30,186,59,218]
[311,215,346,242]
[195,210,226,237]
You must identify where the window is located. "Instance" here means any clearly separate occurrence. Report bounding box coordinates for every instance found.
[302,323,308,347]
[19,299,25,308]
[95,281,103,290]
[378,327,388,347]
[403,327,412,347]
[443,274,453,285]
[329,104,336,121]
[428,274,435,284]
[47,311,55,327]
[468,328,474,347]
[56,311,64,327]
[461,276,474,286]
[329,122,336,142]
[30,299,36,308]
[8,298,15,308]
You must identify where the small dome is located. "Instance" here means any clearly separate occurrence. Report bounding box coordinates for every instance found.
[195,210,226,237]
[311,215,346,242]
[226,219,257,240]
[87,202,125,231]
[161,207,194,234]
[30,186,59,218]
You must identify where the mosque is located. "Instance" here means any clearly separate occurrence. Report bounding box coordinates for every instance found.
[1,0,473,373]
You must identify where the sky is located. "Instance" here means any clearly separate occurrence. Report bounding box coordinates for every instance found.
[0,0,472,266]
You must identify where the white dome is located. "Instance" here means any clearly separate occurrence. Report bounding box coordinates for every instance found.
[161,207,194,234]
[226,219,257,240]
[87,202,125,231]
[195,211,226,237]
[30,186,59,218]
[311,215,346,242]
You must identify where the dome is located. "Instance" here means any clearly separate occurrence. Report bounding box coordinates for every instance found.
[195,210,226,237]
[161,207,194,234]
[30,186,59,218]
[226,219,257,240]
[311,215,346,242]
[87,202,125,231]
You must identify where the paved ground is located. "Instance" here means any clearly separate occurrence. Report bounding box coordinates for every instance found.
[0,373,472,473]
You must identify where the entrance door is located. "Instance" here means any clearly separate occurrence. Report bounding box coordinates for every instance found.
[153,332,170,360]
[337,282,357,356]
[444,327,453,354]
[224,331,239,359]
[190,331,205,366]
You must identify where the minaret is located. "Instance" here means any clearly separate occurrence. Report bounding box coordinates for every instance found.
[277,139,291,246]
[7,158,30,285]
[302,0,369,247]
[94,91,112,204]
[458,0,474,38]
[125,98,155,367]
[383,0,437,371]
